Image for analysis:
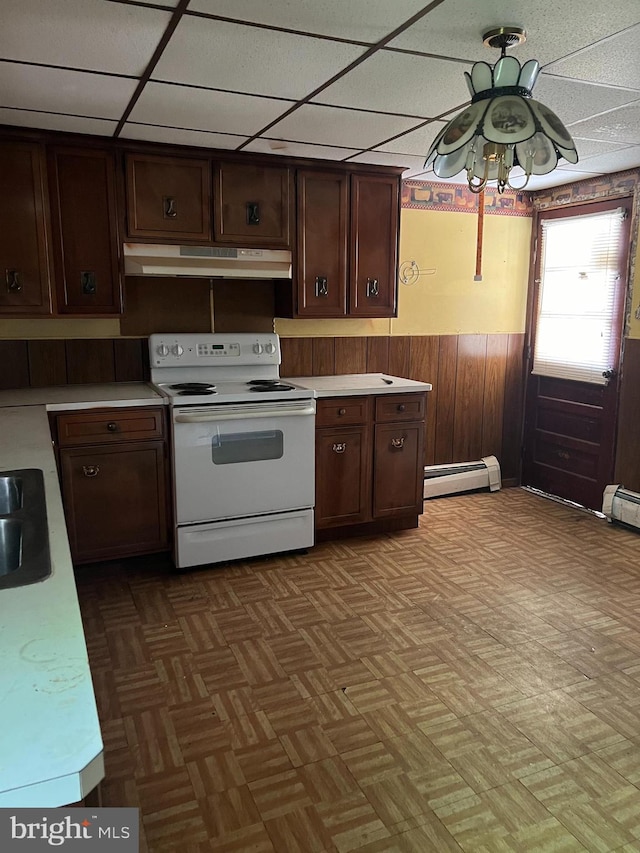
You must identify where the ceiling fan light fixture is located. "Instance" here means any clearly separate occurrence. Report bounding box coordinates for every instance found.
[425,26,578,193]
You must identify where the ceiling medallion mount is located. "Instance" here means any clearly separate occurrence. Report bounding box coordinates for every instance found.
[424,25,578,194]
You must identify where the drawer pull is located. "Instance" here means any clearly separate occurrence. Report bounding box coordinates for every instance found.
[107,422,118,432]
[81,270,97,295]
[338,408,346,416]
[397,404,406,412]
[366,277,379,298]
[391,437,405,449]
[332,443,347,453]
[82,465,100,477]
[164,196,178,218]
[6,269,22,292]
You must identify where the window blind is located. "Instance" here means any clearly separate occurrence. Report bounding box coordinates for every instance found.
[532,207,625,385]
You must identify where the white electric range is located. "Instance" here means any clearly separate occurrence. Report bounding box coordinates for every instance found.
[149,333,316,569]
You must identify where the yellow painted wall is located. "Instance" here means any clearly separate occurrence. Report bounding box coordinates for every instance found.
[628,240,640,340]
[276,205,532,338]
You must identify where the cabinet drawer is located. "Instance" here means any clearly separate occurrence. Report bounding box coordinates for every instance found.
[316,396,371,427]
[56,407,165,446]
[375,393,425,423]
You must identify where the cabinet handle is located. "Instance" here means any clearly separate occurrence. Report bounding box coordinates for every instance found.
[81,271,97,295]
[391,437,405,449]
[107,422,118,432]
[246,202,260,225]
[315,276,328,297]
[164,196,178,219]
[366,278,379,298]
[332,443,347,453]
[6,269,21,292]
[338,408,346,416]
[82,465,100,477]
[397,404,406,412]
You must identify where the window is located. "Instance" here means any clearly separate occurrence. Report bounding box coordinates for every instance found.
[532,206,627,384]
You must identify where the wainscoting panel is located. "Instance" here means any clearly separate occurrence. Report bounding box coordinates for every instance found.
[281,333,526,477]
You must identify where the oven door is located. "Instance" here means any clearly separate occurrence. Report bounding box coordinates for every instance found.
[172,400,315,524]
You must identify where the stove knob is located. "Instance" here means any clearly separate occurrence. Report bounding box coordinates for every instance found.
[265,342,276,355]
[171,344,184,357]
[157,344,170,357]
[253,343,264,354]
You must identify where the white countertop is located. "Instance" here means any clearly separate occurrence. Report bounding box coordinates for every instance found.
[0,382,163,410]
[287,373,432,397]
[0,406,104,807]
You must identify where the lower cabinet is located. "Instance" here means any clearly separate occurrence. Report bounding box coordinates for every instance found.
[55,407,169,563]
[315,393,426,536]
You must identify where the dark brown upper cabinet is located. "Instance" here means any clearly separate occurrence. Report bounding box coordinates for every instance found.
[48,147,122,314]
[295,170,349,317]
[215,162,291,246]
[290,170,400,319]
[125,152,212,242]
[0,140,52,315]
[349,173,399,318]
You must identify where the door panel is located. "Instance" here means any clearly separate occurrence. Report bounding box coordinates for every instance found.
[522,198,632,510]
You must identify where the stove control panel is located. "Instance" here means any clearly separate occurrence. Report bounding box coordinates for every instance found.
[149,333,281,367]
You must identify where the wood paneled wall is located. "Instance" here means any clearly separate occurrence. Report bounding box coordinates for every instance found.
[281,333,525,483]
[615,337,640,492]
[0,338,148,389]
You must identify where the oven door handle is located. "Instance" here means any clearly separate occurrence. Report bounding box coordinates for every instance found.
[174,406,315,423]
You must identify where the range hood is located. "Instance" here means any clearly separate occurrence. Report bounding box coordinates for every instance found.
[123,243,292,279]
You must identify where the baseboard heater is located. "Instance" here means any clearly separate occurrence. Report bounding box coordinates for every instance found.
[602,485,640,531]
[423,455,501,499]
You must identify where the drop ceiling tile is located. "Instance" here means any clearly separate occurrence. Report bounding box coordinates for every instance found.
[0,108,117,136]
[0,0,171,76]
[374,122,446,156]
[266,103,422,149]
[526,169,602,190]
[534,73,640,126]
[243,138,360,160]
[347,151,426,177]
[388,0,640,65]
[121,123,247,150]
[129,82,292,136]
[188,0,428,43]
[567,101,640,145]
[314,51,469,118]
[545,24,640,90]
[561,145,640,173]
[153,16,366,100]
[572,137,629,159]
[0,62,137,119]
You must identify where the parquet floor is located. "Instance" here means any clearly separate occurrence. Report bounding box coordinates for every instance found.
[75,488,640,852]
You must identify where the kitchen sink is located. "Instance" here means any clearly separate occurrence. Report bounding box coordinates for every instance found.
[0,475,23,514]
[0,469,51,589]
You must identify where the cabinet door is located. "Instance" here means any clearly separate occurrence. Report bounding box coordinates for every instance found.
[125,153,211,241]
[215,162,290,246]
[0,141,51,314]
[296,170,348,317]
[372,421,424,517]
[349,173,399,318]
[315,425,371,528]
[60,440,168,563]
[49,147,121,314]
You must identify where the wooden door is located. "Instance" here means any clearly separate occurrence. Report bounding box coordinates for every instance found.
[60,441,168,563]
[0,141,51,314]
[522,198,632,511]
[125,153,211,241]
[315,426,371,527]
[372,421,424,517]
[349,173,399,317]
[296,170,348,317]
[49,147,121,314]
[215,162,290,246]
